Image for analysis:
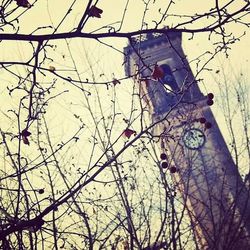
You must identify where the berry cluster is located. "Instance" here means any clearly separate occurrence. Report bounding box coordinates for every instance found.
[199,117,212,129]
[206,93,214,106]
[197,93,215,129]
[160,153,177,173]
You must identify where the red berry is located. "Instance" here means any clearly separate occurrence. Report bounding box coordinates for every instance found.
[38,189,44,194]
[205,122,212,129]
[199,117,206,124]
[207,99,214,106]
[161,161,168,169]
[207,93,214,99]
[160,153,167,160]
[170,166,177,173]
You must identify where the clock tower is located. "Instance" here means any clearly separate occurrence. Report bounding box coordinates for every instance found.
[124,32,250,249]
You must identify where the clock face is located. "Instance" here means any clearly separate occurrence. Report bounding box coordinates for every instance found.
[182,128,206,150]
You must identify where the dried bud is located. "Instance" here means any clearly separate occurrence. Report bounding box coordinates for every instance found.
[21,129,31,145]
[16,0,31,8]
[112,78,120,86]
[88,6,103,18]
[22,136,30,145]
[122,129,136,139]
[21,129,31,137]
[49,66,56,72]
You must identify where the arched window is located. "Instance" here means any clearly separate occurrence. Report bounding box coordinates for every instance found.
[144,64,179,114]
[159,64,179,92]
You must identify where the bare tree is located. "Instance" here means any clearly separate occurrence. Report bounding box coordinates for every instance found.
[0,0,250,249]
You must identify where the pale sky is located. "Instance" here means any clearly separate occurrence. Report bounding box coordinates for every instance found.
[1,1,249,150]
[0,1,249,248]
